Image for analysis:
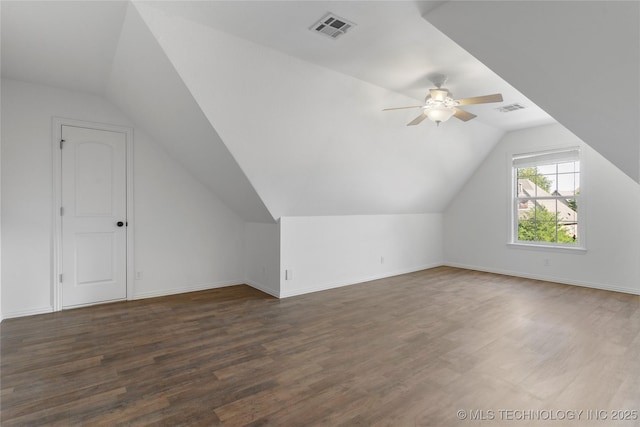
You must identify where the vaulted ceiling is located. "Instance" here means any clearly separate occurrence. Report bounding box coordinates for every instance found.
[426,0,640,182]
[2,1,637,222]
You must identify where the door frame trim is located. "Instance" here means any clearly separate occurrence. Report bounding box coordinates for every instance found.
[52,118,135,311]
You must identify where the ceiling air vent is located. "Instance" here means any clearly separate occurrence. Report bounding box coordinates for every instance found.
[497,103,526,113]
[310,13,356,39]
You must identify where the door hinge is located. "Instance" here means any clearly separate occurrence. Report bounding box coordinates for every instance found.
[60,139,65,149]
[59,274,63,283]
[60,207,64,216]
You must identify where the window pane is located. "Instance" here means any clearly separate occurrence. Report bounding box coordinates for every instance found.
[536,199,557,218]
[557,173,577,195]
[539,174,556,194]
[521,168,541,178]
[516,203,578,244]
[537,202,557,243]
[518,219,537,241]
[559,208,578,243]
[535,219,557,243]
[517,198,533,211]
[537,164,556,175]
[557,161,576,174]
[516,178,538,197]
[517,167,537,179]
[563,198,578,213]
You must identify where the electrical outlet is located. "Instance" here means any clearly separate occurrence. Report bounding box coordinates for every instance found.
[285,269,293,280]
[135,271,143,280]
[543,258,550,267]
[380,256,385,264]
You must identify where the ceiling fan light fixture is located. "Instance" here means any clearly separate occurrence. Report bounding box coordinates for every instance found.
[382,75,503,127]
[425,105,455,125]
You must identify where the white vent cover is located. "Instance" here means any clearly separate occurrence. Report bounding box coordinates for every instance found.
[497,103,526,113]
[310,13,356,39]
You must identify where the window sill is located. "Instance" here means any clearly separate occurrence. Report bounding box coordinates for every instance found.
[507,242,587,254]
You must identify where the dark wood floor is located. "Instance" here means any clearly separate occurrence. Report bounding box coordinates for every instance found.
[1,266,639,426]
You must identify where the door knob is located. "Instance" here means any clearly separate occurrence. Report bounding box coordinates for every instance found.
[117,221,124,227]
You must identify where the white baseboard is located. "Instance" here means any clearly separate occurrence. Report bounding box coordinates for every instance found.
[245,280,280,298]
[7,264,630,321]
[2,305,54,320]
[279,262,443,298]
[445,262,640,296]
[131,279,242,300]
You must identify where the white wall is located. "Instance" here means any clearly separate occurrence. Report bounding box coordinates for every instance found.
[1,78,245,318]
[132,130,244,300]
[244,222,280,297]
[280,214,443,297]
[444,123,640,295]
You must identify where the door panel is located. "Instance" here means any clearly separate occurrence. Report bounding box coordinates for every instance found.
[61,125,127,308]
[75,232,115,284]
[74,142,115,216]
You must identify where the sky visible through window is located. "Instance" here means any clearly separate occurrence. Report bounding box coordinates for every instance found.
[536,161,580,196]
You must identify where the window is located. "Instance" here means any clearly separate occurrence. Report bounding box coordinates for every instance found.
[512,148,581,247]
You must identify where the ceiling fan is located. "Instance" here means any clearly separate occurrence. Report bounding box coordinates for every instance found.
[383,74,503,126]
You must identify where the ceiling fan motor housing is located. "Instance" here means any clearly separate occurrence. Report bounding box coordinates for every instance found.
[425,89,459,108]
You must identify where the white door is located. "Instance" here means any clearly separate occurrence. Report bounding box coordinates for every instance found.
[61,125,127,308]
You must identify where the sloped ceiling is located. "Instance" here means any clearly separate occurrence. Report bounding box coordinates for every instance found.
[134,2,504,218]
[106,5,273,223]
[425,0,640,183]
[3,0,589,221]
[142,0,553,132]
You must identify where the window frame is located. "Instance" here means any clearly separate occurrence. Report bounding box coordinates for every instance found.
[509,146,586,251]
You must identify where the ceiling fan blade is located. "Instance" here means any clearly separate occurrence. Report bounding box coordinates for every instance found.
[407,112,428,126]
[453,108,477,122]
[383,105,424,111]
[457,93,503,106]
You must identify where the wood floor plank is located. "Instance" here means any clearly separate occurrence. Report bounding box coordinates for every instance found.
[2,267,640,425]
